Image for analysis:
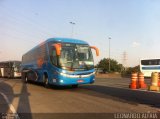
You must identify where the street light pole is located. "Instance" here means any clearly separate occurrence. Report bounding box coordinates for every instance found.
[69,22,75,38]
[108,37,111,72]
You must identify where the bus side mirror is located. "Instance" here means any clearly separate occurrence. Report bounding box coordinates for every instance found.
[53,43,61,56]
[90,46,99,56]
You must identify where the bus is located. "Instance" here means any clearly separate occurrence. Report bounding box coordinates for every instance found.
[140,58,160,77]
[21,38,99,88]
[0,61,21,78]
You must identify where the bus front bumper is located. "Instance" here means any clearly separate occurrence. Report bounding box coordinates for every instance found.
[52,72,95,86]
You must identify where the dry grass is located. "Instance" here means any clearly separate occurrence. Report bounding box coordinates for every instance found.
[95,73,122,78]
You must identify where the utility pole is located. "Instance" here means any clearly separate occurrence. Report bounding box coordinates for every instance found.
[108,37,111,72]
[69,22,75,38]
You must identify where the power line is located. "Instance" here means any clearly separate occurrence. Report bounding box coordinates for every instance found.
[0,11,52,45]
[0,5,54,38]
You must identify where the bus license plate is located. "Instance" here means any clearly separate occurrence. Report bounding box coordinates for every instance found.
[77,79,84,83]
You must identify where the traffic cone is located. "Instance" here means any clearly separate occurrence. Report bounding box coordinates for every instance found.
[138,72,147,89]
[129,72,138,89]
[158,73,160,87]
[148,72,160,91]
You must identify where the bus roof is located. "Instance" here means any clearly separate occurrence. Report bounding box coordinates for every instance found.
[47,38,89,44]
[23,38,89,56]
[140,58,160,61]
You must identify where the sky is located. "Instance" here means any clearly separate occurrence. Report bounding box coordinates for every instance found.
[0,0,160,67]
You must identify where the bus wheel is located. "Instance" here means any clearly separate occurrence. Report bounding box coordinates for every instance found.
[43,75,49,88]
[72,84,78,88]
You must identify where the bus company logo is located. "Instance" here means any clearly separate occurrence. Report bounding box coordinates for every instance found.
[37,58,44,68]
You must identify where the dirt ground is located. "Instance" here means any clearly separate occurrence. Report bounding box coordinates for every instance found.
[95,73,122,78]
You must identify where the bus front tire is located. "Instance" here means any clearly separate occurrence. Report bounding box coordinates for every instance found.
[72,84,78,88]
[43,75,49,88]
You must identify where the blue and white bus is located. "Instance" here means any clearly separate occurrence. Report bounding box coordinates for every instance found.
[21,38,99,88]
[140,58,160,77]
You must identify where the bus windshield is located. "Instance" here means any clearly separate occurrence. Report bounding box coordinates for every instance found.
[141,59,160,65]
[59,43,94,71]
[140,59,160,77]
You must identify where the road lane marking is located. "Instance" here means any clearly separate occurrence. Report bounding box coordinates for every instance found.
[0,92,20,119]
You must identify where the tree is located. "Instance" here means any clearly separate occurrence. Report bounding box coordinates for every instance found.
[121,65,140,77]
[96,58,124,73]
[132,65,140,72]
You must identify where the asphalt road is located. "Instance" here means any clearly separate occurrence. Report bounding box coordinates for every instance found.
[0,77,160,119]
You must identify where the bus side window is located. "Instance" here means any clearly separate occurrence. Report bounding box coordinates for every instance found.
[50,49,57,66]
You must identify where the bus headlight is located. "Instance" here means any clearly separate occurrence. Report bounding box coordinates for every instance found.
[60,72,68,77]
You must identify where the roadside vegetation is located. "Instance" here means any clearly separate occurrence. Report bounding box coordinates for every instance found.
[95,58,140,77]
